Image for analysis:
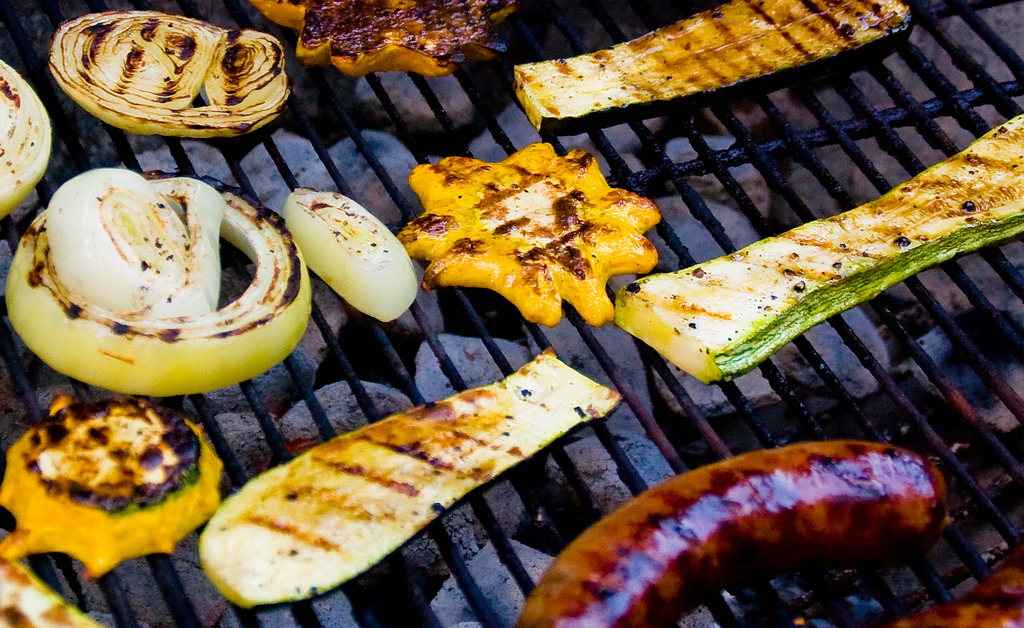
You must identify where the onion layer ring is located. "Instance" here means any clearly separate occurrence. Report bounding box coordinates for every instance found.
[7,172,311,396]
[49,11,290,138]
[0,58,51,218]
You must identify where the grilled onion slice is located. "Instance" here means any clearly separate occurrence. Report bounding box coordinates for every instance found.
[282,189,417,321]
[49,11,290,138]
[0,58,51,218]
[7,169,311,396]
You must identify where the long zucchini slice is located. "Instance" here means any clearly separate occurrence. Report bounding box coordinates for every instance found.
[199,350,620,607]
[616,115,1024,383]
[513,0,911,134]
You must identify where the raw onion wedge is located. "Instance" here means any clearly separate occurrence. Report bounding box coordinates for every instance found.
[7,170,311,396]
[282,189,417,321]
[0,58,51,217]
[49,11,289,138]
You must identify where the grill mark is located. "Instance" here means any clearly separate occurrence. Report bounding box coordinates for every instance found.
[744,0,814,58]
[316,458,421,497]
[242,514,342,552]
[795,0,857,41]
[356,435,455,471]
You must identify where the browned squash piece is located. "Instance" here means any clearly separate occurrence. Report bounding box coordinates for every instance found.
[397,143,661,327]
[248,0,517,77]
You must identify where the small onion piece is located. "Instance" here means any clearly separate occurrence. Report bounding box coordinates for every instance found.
[7,171,311,396]
[49,11,290,138]
[0,58,51,218]
[282,189,417,321]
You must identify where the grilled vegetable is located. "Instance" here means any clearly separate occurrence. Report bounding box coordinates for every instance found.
[49,11,289,137]
[247,0,517,76]
[513,0,911,134]
[518,441,947,628]
[616,114,1024,383]
[0,396,223,577]
[199,349,620,607]
[282,189,418,322]
[0,58,51,219]
[6,169,311,396]
[398,143,660,327]
[0,557,105,628]
[879,541,1024,628]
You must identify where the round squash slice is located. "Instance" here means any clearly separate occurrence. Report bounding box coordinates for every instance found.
[0,395,223,577]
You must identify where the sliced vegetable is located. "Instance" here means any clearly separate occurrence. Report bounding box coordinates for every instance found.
[0,58,51,219]
[49,11,289,137]
[616,114,1024,383]
[398,143,661,327]
[199,349,620,607]
[282,189,417,321]
[7,169,311,396]
[513,0,911,134]
[0,395,223,577]
[0,557,105,628]
[246,0,517,76]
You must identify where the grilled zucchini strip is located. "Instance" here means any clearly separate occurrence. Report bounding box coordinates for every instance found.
[514,0,911,134]
[0,558,105,628]
[199,349,620,607]
[616,115,1024,383]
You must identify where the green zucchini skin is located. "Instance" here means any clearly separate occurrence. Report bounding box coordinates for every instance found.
[513,0,912,135]
[615,115,1024,383]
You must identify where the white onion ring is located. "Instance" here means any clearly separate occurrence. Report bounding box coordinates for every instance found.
[0,58,51,218]
[7,170,311,396]
[49,11,290,138]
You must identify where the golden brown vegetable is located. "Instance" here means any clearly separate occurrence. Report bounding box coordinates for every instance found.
[518,441,948,628]
[199,349,621,607]
[49,11,289,137]
[0,396,223,577]
[247,0,517,76]
[0,58,51,218]
[398,143,660,327]
[514,0,911,134]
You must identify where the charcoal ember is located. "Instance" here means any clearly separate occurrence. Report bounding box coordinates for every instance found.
[278,379,412,447]
[413,334,531,403]
[524,320,650,438]
[134,140,235,185]
[467,105,540,164]
[195,348,317,417]
[209,411,272,477]
[381,284,444,341]
[651,195,762,273]
[299,278,349,365]
[355,73,478,138]
[430,540,553,628]
[663,135,771,212]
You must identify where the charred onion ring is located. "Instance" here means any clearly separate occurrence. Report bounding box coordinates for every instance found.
[49,11,290,137]
[7,169,311,396]
[0,58,51,218]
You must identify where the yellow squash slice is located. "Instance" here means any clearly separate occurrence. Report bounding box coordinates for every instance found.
[49,11,289,137]
[199,349,620,607]
[398,143,661,327]
[0,58,51,218]
[0,558,105,628]
[6,169,311,396]
[0,396,223,577]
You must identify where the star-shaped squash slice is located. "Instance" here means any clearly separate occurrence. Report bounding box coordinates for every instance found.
[398,143,661,327]
[248,0,517,77]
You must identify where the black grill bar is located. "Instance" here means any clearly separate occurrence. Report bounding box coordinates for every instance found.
[1,0,1024,624]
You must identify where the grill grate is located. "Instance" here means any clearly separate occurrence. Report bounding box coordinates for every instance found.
[1,0,1024,625]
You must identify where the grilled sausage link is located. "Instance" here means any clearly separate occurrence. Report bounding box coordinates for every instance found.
[517,441,948,628]
[879,543,1024,628]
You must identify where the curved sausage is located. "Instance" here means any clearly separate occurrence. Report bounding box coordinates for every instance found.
[516,440,948,628]
[879,543,1024,628]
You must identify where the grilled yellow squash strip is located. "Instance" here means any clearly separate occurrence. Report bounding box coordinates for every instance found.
[0,558,104,628]
[199,349,620,607]
[616,115,1024,383]
[514,0,911,134]
[49,11,289,137]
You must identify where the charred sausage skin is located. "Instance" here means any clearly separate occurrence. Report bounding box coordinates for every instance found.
[517,441,948,628]
[880,543,1024,628]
